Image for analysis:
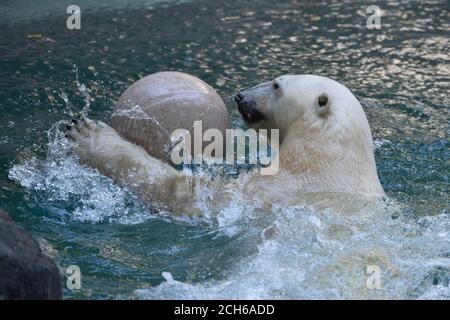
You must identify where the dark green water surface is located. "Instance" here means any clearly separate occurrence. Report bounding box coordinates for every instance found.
[0,0,448,299]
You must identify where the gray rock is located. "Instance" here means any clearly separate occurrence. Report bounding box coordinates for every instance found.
[0,209,62,300]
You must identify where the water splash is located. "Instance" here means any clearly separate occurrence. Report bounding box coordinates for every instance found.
[8,122,154,224]
[135,205,449,299]
[9,120,448,299]
[73,64,93,115]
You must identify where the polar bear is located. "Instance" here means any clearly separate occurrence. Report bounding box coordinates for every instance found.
[66,75,384,216]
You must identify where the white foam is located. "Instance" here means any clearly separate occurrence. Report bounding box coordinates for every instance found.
[135,205,449,299]
[8,122,153,224]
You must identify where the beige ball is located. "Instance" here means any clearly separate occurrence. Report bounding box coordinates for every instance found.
[111,71,229,163]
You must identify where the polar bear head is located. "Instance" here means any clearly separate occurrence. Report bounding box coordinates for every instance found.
[235,75,384,197]
[235,75,367,141]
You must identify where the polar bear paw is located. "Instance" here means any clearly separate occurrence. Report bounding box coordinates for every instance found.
[65,115,98,143]
[64,114,118,160]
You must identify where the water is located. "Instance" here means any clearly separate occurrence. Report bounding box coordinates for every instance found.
[1,0,449,299]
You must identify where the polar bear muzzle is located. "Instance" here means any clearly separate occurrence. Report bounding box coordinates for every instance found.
[235,80,274,127]
[235,93,267,124]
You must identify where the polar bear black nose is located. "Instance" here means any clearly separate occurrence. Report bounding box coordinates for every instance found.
[235,93,244,103]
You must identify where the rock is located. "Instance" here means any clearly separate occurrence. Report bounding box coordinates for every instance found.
[0,209,62,300]
[111,71,229,163]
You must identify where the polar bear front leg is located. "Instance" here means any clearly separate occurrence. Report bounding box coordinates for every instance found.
[65,116,193,214]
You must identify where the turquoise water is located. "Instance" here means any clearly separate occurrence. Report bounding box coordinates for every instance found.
[1,0,449,299]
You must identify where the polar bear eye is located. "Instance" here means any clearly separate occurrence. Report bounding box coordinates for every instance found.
[318,94,328,106]
[317,93,331,117]
[273,82,280,90]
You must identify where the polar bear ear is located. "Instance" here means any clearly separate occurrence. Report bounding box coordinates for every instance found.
[316,93,331,117]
